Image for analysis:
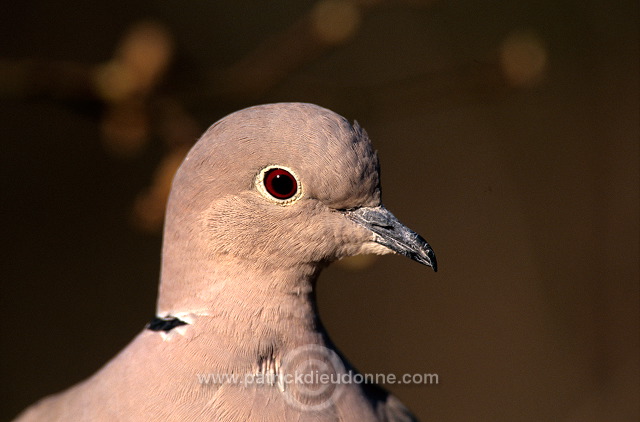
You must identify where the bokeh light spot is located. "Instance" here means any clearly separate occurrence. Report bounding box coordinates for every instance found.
[500,30,548,87]
[311,0,361,45]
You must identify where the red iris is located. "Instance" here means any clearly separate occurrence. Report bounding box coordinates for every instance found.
[264,168,297,199]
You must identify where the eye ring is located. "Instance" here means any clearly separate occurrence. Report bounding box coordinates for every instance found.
[255,165,303,205]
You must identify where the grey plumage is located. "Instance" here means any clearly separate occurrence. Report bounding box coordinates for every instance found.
[15,103,436,421]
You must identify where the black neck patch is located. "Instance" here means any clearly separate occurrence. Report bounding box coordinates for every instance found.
[147,316,188,332]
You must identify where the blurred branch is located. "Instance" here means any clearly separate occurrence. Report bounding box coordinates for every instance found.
[211,0,363,100]
[0,59,96,100]
[207,0,444,101]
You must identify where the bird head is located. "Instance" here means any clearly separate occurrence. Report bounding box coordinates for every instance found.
[158,103,435,312]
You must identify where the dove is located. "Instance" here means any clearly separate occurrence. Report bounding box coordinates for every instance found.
[15,102,436,421]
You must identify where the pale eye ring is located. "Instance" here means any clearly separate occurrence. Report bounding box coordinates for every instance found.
[256,165,303,205]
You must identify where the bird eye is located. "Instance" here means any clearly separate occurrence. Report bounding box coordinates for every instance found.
[263,168,298,199]
[255,165,302,205]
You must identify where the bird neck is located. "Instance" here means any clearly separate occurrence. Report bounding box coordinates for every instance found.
[157,243,327,343]
[155,201,333,350]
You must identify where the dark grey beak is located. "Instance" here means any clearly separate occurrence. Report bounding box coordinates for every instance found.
[344,206,437,271]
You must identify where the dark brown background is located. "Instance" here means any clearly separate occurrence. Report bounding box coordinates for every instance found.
[1,1,638,421]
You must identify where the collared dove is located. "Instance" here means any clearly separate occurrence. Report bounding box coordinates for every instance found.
[15,103,436,421]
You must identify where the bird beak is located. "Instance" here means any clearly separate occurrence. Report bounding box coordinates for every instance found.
[344,206,437,271]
